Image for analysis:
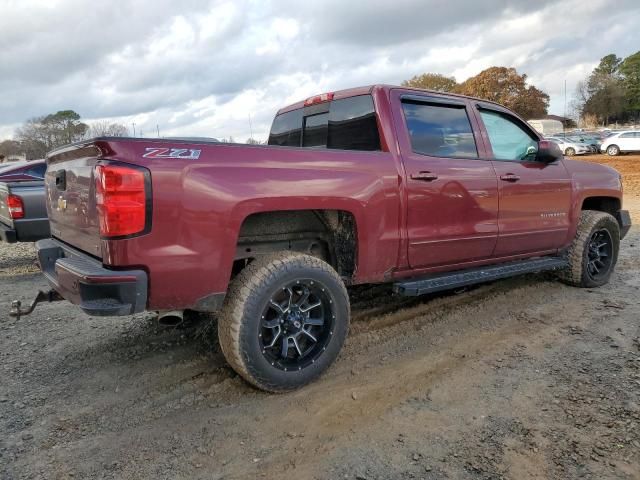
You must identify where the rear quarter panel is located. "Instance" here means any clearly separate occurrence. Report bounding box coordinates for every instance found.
[97,140,402,311]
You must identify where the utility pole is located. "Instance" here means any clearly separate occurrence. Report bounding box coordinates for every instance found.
[563,79,567,133]
[157,124,160,138]
[248,114,254,141]
[132,122,136,137]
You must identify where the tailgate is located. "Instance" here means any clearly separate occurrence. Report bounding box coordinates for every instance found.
[46,144,102,258]
[0,181,47,226]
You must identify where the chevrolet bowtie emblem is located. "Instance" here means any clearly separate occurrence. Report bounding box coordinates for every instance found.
[57,197,67,211]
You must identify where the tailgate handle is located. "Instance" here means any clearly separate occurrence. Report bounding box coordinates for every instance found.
[55,170,67,190]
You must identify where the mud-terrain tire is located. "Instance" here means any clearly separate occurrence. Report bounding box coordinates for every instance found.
[558,210,620,288]
[218,252,350,392]
[607,144,620,156]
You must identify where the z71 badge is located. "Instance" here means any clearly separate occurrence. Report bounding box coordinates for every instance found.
[143,147,201,160]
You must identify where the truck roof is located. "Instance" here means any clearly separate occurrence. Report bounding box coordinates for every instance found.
[276,84,508,115]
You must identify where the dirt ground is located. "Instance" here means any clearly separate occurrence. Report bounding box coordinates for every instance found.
[1,154,640,480]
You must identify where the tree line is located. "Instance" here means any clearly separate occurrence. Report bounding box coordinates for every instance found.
[0,111,128,160]
[401,67,550,120]
[573,51,640,126]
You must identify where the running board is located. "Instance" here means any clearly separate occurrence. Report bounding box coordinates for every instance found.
[393,256,568,297]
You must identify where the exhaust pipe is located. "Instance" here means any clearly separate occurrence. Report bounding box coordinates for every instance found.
[157,310,184,327]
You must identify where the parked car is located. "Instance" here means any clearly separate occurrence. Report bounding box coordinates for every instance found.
[565,135,599,153]
[13,85,630,392]
[600,131,640,156]
[546,137,591,156]
[0,159,46,182]
[0,180,50,243]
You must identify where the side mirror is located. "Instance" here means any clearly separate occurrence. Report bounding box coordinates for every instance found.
[536,140,563,163]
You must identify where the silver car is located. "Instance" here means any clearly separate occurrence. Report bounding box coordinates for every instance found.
[546,137,591,156]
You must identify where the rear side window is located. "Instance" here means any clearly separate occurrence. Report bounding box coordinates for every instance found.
[327,95,380,150]
[268,95,381,151]
[401,101,478,158]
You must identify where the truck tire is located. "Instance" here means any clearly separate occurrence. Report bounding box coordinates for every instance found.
[218,252,350,392]
[558,210,620,288]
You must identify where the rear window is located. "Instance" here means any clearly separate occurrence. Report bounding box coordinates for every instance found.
[268,95,381,151]
[268,109,303,147]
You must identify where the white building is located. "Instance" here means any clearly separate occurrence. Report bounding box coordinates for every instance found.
[528,119,563,136]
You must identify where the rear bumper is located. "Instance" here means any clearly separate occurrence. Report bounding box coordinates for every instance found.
[617,210,632,240]
[0,218,50,243]
[36,238,148,316]
[0,223,17,243]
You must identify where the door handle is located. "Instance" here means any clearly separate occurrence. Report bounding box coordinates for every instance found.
[500,173,520,182]
[410,171,439,182]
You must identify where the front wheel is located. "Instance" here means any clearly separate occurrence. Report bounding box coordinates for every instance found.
[607,144,620,156]
[558,210,620,288]
[218,252,350,392]
[565,147,576,156]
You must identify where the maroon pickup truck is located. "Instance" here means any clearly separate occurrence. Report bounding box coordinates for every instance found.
[13,85,631,391]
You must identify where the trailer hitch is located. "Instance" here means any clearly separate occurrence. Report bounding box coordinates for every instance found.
[9,290,63,321]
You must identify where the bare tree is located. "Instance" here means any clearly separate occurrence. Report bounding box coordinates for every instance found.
[87,121,129,138]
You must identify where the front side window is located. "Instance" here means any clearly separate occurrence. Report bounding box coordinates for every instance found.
[402,101,478,158]
[480,110,538,161]
[620,132,635,138]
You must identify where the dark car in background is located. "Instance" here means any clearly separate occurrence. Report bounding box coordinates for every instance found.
[0,160,47,182]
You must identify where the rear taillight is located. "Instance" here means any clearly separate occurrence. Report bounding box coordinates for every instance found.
[94,164,150,238]
[7,194,24,219]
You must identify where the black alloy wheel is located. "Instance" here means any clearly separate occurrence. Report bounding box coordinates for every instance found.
[586,229,613,281]
[218,252,350,392]
[259,280,334,371]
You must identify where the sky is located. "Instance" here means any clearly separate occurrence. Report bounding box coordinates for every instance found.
[1,0,639,142]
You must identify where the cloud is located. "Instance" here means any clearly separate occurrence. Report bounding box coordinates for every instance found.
[1,0,639,142]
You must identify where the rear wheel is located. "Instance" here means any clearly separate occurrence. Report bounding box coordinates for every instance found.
[607,144,620,156]
[558,210,620,288]
[218,252,349,392]
[565,147,576,156]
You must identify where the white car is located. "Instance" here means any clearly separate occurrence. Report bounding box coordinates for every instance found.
[546,137,591,156]
[600,131,640,156]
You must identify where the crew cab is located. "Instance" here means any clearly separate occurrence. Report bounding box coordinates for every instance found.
[13,85,631,391]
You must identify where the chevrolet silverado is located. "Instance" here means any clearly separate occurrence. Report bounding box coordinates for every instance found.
[12,85,631,391]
